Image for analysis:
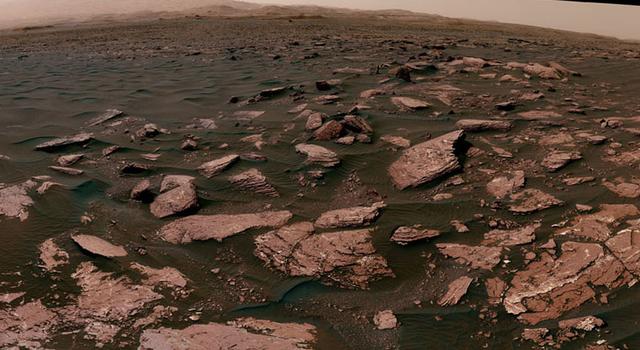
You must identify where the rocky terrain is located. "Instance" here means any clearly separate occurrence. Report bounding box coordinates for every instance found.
[0,7,640,350]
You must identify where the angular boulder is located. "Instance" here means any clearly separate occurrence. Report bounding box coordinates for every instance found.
[388,130,465,190]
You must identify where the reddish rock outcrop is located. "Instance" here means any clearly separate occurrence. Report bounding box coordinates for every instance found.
[436,243,502,270]
[455,119,512,132]
[254,222,393,289]
[139,318,316,350]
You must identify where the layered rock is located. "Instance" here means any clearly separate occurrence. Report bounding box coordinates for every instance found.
[388,130,465,189]
[159,210,293,243]
[390,225,440,245]
[295,143,340,167]
[455,119,512,132]
[254,222,393,289]
[314,202,385,229]
[229,168,278,197]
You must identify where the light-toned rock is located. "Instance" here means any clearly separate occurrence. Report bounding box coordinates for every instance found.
[295,143,340,167]
[198,154,239,178]
[314,202,385,229]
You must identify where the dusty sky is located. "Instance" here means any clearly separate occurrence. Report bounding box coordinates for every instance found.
[0,0,638,40]
[252,0,640,39]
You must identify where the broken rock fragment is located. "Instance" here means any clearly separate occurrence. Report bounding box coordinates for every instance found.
[130,263,188,289]
[388,130,465,190]
[313,120,343,140]
[314,202,385,229]
[198,154,239,178]
[438,276,473,306]
[295,143,340,167]
[373,310,398,330]
[35,133,93,151]
[541,151,582,172]
[483,223,540,246]
[508,189,563,214]
[486,170,525,199]
[254,222,393,289]
[160,210,293,243]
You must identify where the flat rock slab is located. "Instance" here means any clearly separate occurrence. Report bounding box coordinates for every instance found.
[160,210,293,244]
[508,189,563,214]
[314,202,385,229]
[389,130,465,190]
[71,234,127,257]
[0,180,36,221]
[255,222,393,289]
[503,241,631,324]
[483,223,540,246]
[438,276,473,306]
[455,119,512,132]
[541,151,582,172]
[130,263,188,288]
[35,133,93,151]
[391,96,431,110]
[198,154,239,178]
[139,318,316,350]
[436,243,502,270]
[38,239,69,272]
[295,143,340,167]
[557,204,639,241]
[486,171,525,199]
